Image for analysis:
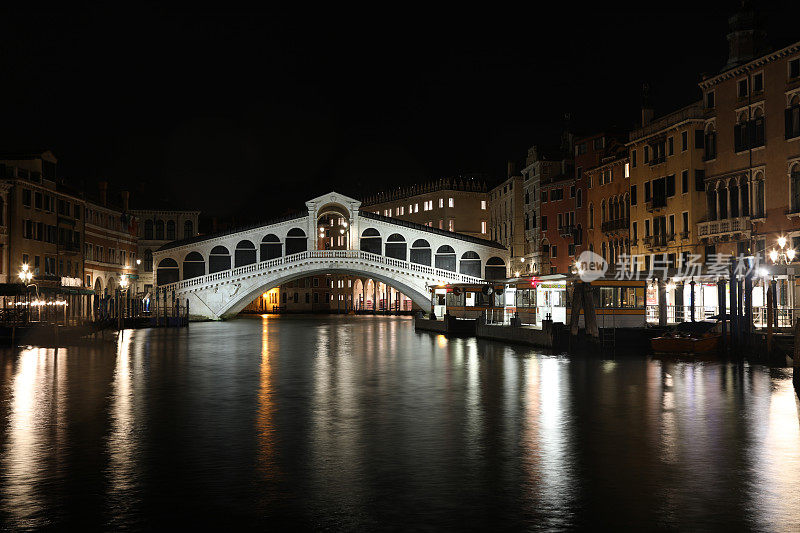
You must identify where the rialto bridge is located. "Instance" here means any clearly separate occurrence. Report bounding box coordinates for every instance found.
[152,192,510,320]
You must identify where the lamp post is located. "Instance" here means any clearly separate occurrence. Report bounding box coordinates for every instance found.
[18,264,36,323]
[119,276,129,330]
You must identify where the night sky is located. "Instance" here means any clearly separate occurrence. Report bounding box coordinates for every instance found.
[1,4,799,223]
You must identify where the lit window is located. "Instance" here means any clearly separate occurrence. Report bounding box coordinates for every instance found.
[414,204,419,213]
[481,200,487,210]
[439,198,444,208]
[625,163,630,178]
[448,197,454,207]
[481,221,487,234]
[448,219,454,231]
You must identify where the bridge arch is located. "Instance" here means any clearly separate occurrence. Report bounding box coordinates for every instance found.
[209,245,231,273]
[385,233,406,261]
[285,228,307,255]
[260,234,282,261]
[209,264,432,319]
[183,251,205,279]
[459,251,481,278]
[360,228,382,255]
[485,256,507,280]
[156,258,179,285]
[435,245,456,272]
[410,239,431,266]
[234,239,257,267]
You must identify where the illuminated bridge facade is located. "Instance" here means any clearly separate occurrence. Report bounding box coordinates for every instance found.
[153,192,510,320]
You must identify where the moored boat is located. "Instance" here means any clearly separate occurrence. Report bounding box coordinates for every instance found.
[650,321,721,355]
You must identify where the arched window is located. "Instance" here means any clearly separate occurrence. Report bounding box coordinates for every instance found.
[261,234,282,260]
[791,164,800,213]
[485,256,506,280]
[285,228,307,255]
[754,172,765,218]
[385,233,407,261]
[166,220,176,240]
[704,122,717,160]
[155,220,165,240]
[588,203,594,229]
[434,245,456,272]
[718,184,728,219]
[788,95,800,139]
[234,240,257,267]
[410,239,431,266]
[209,245,231,273]
[729,180,740,217]
[707,187,718,220]
[360,228,382,255]
[576,189,582,208]
[601,242,607,262]
[601,200,606,223]
[156,258,179,285]
[144,249,153,271]
[183,251,205,279]
[144,220,154,240]
[184,220,194,239]
[459,251,481,277]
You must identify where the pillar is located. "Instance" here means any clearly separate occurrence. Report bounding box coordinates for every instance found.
[689,279,696,322]
[658,280,667,327]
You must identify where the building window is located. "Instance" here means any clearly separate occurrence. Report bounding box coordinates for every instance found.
[448,197,454,208]
[682,170,689,194]
[480,200,487,210]
[738,78,748,98]
[786,95,800,139]
[144,220,154,240]
[791,164,800,213]
[667,137,674,156]
[624,163,630,178]
[681,131,688,151]
[448,219,454,232]
[631,150,637,167]
[22,189,31,207]
[630,185,637,206]
[481,221,487,234]
[576,189,582,208]
[706,91,715,109]
[551,245,557,258]
[588,205,593,229]
[753,72,763,93]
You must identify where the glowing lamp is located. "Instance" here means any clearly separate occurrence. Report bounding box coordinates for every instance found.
[759,267,769,277]
[788,249,796,261]
[769,249,779,263]
[778,236,787,249]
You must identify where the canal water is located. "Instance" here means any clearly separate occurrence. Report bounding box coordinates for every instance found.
[1,315,800,530]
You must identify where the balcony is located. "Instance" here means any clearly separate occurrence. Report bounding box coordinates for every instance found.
[648,155,666,166]
[558,224,575,238]
[601,218,629,234]
[643,234,668,249]
[697,216,751,241]
[645,197,667,213]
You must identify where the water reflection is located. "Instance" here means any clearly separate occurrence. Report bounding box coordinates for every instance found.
[0,317,799,529]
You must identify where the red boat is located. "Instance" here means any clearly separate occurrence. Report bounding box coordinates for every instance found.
[650,321,722,355]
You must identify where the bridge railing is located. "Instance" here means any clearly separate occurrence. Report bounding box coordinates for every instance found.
[159,249,486,292]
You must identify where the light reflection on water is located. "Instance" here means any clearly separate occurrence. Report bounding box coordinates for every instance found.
[0,315,799,530]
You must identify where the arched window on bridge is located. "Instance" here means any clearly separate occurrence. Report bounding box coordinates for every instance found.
[235,240,257,267]
[143,249,153,272]
[166,220,176,240]
[261,234,282,261]
[459,251,481,278]
[155,220,165,240]
[183,251,205,279]
[435,245,456,272]
[385,233,407,260]
[410,239,431,266]
[144,220,154,240]
[360,228,382,255]
[285,228,307,255]
[184,220,194,239]
[485,256,507,280]
[209,245,231,273]
[156,258,179,285]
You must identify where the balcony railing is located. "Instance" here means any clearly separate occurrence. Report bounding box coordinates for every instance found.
[558,224,575,238]
[697,216,751,239]
[648,155,666,166]
[643,234,668,248]
[646,198,667,212]
[601,218,629,234]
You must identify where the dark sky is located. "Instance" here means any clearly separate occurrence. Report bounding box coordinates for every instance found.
[1,3,799,221]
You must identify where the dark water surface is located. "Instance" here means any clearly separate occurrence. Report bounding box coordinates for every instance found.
[1,315,800,531]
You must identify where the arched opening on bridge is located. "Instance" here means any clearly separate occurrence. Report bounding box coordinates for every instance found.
[285,228,307,255]
[235,239,257,267]
[459,251,481,278]
[435,245,456,272]
[209,245,232,273]
[410,239,431,266]
[316,208,349,250]
[485,256,507,280]
[183,251,205,279]
[156,258,179,285]
[261,234,282,261]
[352,278,364,310]
[385,233,407,261]
[360,228,382,255]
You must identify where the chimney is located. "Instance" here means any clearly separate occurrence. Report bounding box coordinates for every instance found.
[121,191,130,212]
[641,83,654,127]
[507,160,516,178]
[724,2,765,71]
[99,181,108,206]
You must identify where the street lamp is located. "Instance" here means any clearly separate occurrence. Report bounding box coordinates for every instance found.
[18,263,37,322]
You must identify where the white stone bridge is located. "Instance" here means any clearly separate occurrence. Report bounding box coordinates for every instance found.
[152,192,510,320]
